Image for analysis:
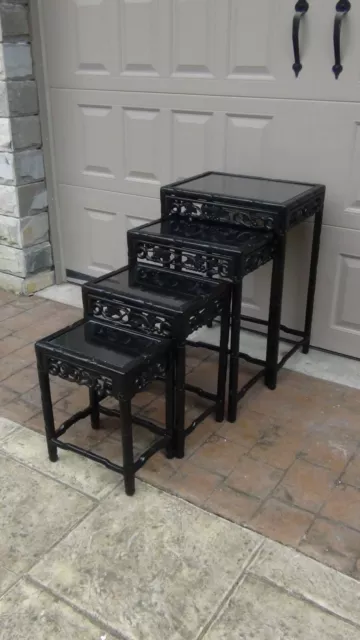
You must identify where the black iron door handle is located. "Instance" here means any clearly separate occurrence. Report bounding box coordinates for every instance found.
[292,0,309,77]
[332,0,351,79]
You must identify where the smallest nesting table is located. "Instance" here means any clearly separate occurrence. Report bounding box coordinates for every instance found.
[36,319,173,495]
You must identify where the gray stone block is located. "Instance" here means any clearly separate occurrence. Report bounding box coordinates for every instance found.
[0,79,38,117]
[0,116,11,149]
[0,115,39,150]
[6,79,38,115]
[0,182,47,217]
[0,4,28,41]
[0,42,32,79]
[0,45,4,78]
[0,268,54,295]
[0,242,25,274]
[0,239,52,276]
[0,147,45,186]
[17,181,47,216]
[20,211,49,247]
[0,81,7,115]
[14,148,44,184]
[11,115,41,149]
[0,211,49,247]
[25,240,52,274]
[0,150,15,183]
[0,184,16,214]
[0,211,18,243]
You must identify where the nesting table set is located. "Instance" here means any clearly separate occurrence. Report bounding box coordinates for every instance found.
[36,172,325,496]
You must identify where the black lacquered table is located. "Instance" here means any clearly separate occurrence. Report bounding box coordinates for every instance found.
[157,172,325,420]
[36,319,173,495]
[127,218,275,421]
[161,172,325,234]
[82,264,230,457]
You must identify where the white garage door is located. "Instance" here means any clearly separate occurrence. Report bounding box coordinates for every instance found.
[38,0,360,357]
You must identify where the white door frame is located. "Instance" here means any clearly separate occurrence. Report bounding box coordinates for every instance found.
[29,0,66,284]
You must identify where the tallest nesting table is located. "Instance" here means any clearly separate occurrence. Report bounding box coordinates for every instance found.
[157,172,326,420]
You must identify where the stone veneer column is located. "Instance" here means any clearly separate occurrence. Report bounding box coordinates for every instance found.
[0,0,53,294]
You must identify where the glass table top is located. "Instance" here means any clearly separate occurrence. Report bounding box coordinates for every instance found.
[94,266,219,310]
[175,173,313,204]
[50,321,162,370]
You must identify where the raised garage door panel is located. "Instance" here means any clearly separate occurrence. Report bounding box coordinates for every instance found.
[51,90,360,231]
[41,0,360,102]
[58,185,161,279]
[313,227,360,356]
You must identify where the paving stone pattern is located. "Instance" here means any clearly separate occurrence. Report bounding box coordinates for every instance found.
[1,291,360,588]
[1,422,360,639]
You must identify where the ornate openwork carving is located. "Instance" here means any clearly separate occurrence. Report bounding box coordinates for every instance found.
[48,356,168,401]
[91,299,172,337]
[135,266,214,297]
[288,195,324,229]
[167,197,275,231]
[135,241,232,280]
[166,193,324,232]
[232,209,275,231]
[48,359,113,396]
[188,297,225,333]
[134,361,166,393]
[244,243,276,275]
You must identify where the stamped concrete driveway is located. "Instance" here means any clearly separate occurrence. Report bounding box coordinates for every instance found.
[1,417,360,640]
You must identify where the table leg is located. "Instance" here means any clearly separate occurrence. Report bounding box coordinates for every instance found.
[119,399,135,496]
[89,389,100,430]
[216,291,231,422]
[206,257,214,327]
[165,348,176,459]
[302,204,324,354]
[174,340,186,458]
[36,354,58,463]
[265,234,286,390]
[127,237,137,275]
[228,281,243,423]
[174,248,182,271]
